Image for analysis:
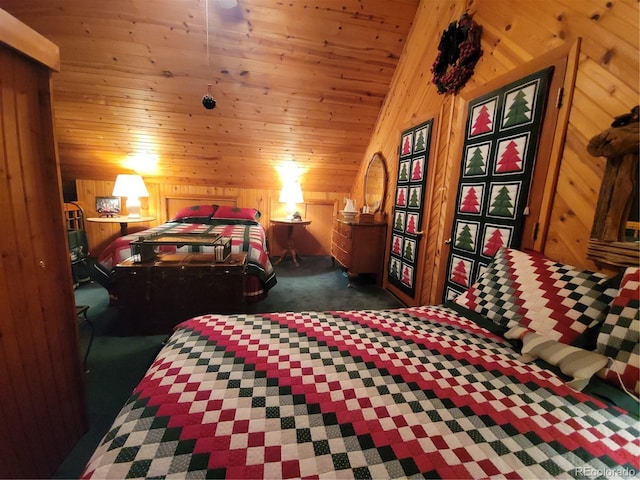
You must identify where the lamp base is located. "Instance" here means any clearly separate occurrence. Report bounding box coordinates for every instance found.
[126,199,141,218]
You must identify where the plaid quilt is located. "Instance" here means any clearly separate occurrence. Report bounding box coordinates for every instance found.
[97,222,276,300]
[83,306,639,479]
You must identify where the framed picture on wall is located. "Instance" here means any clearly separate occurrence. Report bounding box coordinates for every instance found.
[96,196,121,217]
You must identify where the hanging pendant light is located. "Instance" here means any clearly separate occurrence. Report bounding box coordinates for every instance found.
[202,83,216,109]
[202,1,217,109]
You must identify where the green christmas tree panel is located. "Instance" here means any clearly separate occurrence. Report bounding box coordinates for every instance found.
[502,82,538,129]
[488,183,520,219]
[464,143,490,176]
[454,221,479,252]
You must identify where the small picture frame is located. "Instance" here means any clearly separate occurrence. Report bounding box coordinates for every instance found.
[96,196,121,217]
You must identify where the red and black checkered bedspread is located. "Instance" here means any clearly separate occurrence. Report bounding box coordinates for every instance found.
[83,306,639,479]
[96,221,276,301]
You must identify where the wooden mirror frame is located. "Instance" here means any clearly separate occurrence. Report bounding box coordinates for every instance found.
[363,152,388,213]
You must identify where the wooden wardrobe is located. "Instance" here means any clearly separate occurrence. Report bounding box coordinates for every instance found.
[0,10,86,478]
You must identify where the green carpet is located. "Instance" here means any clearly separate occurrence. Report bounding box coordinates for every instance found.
[55,255,403,479]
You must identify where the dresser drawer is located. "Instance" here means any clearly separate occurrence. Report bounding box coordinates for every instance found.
[333,219,353,238]
[331,242,352,268]
[332,229,352,251]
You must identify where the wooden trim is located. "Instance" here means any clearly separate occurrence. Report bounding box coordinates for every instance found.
[0,9,60,71]
[532,39,581,252]
[434,43,577,303]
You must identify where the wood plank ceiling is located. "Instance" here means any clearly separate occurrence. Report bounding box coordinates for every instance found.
[1,0,420,192]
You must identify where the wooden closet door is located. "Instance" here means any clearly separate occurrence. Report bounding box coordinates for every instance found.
[0,17,86,478]
[437,50,571,302]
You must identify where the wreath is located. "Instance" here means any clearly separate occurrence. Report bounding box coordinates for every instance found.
[431,13,483,95]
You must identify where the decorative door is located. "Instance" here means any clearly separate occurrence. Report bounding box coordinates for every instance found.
[388,119,433,298]
[444,67,554,300]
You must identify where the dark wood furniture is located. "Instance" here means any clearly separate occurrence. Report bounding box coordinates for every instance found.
[331,219,387,286]
[115,252,247,335]
[271,218,312,266]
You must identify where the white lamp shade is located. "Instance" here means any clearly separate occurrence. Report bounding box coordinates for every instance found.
[112,174,149,217]
[279,182,303,205]
[112,174,149,198]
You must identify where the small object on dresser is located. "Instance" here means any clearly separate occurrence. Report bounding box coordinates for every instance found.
[213,236,231,262]
[356,213,374,223]
[340,210,357,222]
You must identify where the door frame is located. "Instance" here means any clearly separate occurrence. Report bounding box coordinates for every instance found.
[434,40,581,302]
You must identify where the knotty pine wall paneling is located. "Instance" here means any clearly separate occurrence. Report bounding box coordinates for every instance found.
[350,0,639,305]
[76,179,342,257]
[0,11,86,478]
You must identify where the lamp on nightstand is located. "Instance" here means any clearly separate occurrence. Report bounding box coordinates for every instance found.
[279,181,303,220]
[112,174,149,218]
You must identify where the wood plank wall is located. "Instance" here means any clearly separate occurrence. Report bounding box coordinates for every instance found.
[351,0,639,305]
[0,15,86,478]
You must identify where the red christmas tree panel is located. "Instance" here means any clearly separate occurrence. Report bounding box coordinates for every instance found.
[459,185,484,214]
[392,235,403,255]
[401,263,414,287]
[406,214,419,235]
[495,135,528,174]
[396,187,407,206]
[411,157,425,181]
[401,133,413,156]
[469,98,497,137]
[482,225,513,257]
[449,256,473,287]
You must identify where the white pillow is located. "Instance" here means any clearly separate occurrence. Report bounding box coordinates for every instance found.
[506,326,609,391]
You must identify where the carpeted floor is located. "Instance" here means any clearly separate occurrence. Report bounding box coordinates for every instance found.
[55,255,403,479]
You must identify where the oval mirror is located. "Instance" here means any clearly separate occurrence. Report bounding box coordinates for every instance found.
[364,152,388,213]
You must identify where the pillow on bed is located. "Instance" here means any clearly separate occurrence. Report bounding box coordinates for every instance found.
[171,204,218,223]
[505,326,609,391]
[454,248,615,345]
[595,267,639,396]
[212,206,261,221]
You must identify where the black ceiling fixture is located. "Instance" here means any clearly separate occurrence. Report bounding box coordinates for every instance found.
[202,84,216,110]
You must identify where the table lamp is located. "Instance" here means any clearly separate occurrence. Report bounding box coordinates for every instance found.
[112,174,149,218]
[279,181,303,220]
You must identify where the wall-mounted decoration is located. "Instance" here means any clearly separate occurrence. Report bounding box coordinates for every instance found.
[431,13,483,95]
[388,119,433,297]
[443,67,554,300]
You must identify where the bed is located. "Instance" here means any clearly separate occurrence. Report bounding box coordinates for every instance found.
[95,205,277,303]
[83,248,639,479]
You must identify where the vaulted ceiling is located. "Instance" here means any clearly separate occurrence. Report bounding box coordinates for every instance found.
[2,0,420,192]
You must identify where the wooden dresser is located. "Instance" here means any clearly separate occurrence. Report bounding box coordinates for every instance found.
[331,219,387,285]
